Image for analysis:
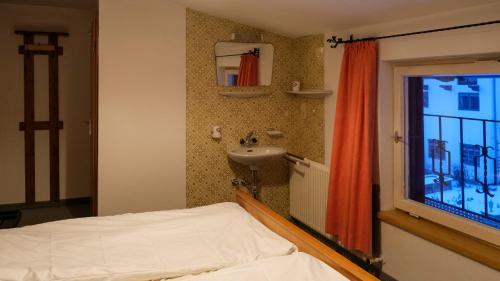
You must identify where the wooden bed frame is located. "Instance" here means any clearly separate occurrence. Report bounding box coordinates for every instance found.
[236,190,379,281]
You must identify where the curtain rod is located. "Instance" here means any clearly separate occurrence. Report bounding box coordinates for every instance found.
[327,19,500,48]
[216,48,260,58]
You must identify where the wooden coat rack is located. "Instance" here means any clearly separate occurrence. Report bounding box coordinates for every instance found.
[16,30,68,204]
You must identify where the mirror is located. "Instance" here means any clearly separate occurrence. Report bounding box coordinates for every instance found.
[215,42,274,87]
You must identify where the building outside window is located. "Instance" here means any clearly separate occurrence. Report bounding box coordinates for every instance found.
[420,76,499,228]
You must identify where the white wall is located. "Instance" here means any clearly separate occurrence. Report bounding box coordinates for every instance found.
[0,4,92,204]
[324,2,500,281]
[98,0,186,215]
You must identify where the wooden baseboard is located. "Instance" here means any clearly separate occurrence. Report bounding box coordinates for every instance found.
[0,197,90,212]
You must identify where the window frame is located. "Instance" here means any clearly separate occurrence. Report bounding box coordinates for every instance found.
[393,62,500,246]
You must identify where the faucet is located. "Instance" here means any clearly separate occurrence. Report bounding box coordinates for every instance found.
[240,130,258,147]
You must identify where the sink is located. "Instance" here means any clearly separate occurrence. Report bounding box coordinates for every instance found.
[227,146,286,167]
[227,145,286,198]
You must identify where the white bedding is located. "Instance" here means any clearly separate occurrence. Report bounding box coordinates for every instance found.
[173,252,348,281]
[0,203,296,281]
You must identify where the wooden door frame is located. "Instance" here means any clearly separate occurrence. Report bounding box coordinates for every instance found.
[90,15,98,216]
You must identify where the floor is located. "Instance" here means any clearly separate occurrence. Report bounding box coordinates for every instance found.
[18,203,91,227]
[0,199,91,228]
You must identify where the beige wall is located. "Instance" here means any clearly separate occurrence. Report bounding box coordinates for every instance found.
[324,2,500,280]
[186,10,325,216]
[0,4,92,204]
[98,0,187,215]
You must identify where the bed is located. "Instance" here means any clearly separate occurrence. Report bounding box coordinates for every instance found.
[172,252,349,281]
[235,191,378,281]
[0,191,378,281]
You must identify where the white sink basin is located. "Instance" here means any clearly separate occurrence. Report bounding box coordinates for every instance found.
[227,146,286,167]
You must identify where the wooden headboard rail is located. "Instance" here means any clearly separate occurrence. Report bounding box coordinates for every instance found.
[236,190,379,281]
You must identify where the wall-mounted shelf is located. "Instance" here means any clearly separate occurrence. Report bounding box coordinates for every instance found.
[266,129,283,137]
[219,91,270,98]
[286,89,333,98]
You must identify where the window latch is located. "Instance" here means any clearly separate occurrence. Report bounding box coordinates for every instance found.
[393,131,403,143]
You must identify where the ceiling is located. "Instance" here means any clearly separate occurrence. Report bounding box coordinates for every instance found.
[174,0,500,37]
[2,0,498,36]
[0,0,97,11]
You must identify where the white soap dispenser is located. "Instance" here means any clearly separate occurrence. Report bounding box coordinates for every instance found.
[212,126,222,139]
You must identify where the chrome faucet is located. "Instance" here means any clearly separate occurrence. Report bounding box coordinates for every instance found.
[240,130,258,147]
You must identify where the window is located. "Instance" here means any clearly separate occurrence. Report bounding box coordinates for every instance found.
[462,144,481,166]
[428,139,447,160]
[227,74,238,86]
[439,85,452,91]
[457,76,477,85]
[394,62,500,246]
[423,85,429,108]
[217,66,239,86]
[458,77,480,91]
[468,85,480,92]
[458,92,480,111]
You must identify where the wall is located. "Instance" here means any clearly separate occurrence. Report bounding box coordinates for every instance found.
[0,4,92,204]
[289,35,325,163]
[324,2,500,280]
[98,0,186,215]
[186,10,324,216]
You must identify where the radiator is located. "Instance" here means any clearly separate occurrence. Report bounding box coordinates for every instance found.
[289,158,332,238]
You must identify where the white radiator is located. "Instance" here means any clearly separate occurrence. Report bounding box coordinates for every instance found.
[289,157,332,238]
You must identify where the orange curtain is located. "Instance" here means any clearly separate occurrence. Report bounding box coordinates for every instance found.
[237,54,258,86]
[325,41,378,255]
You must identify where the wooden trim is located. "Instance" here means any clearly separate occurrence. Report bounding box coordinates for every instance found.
[90,15,99,216]
[236,190,379,281]
[23,34,35,205]
[48,34,60,202]
[0,197,91,212]
[18,32,65,205]
[25,44,55,51]
[19,121,63,131]
[15,30,69,36]
[379,209,500,270]
[19,45,63,55]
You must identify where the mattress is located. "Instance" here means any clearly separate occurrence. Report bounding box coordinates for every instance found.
[173,252,349,281]
[0,202,296,281]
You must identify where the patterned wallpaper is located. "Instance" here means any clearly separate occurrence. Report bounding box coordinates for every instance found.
[186,9,325,216]
[289,35,325,163]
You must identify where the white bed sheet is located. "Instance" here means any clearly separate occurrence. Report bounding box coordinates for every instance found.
[173,252,349,281]
[0,202,296,281]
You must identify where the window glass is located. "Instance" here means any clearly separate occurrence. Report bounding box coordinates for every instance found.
[458,92,480,111]
[407,75,500,229]
[462,144,481,166]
